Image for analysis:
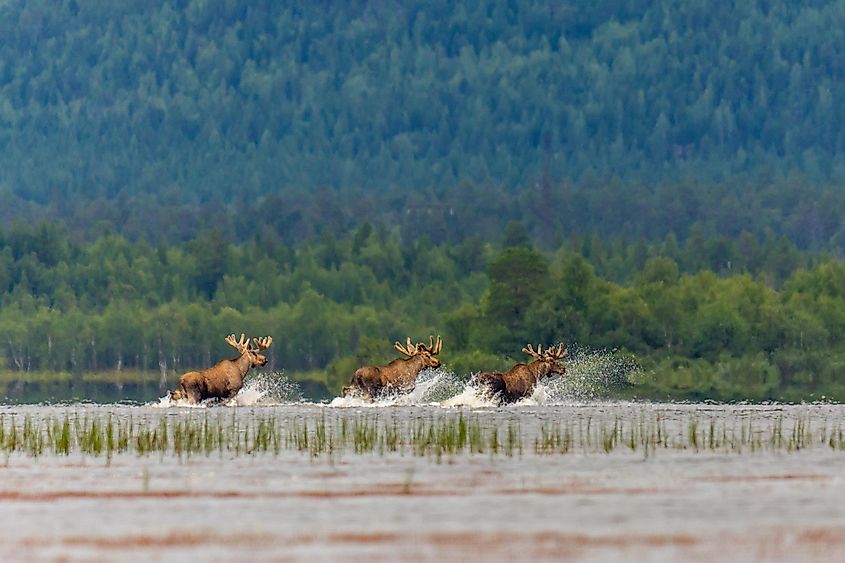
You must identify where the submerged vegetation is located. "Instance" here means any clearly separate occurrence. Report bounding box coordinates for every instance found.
[1,407,844,463]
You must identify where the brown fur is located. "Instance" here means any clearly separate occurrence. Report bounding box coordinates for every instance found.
[342,336,442,400]
[473,343,567,404]
[170,335,271,404]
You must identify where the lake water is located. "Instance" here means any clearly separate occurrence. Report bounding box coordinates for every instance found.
[2,371,845,562]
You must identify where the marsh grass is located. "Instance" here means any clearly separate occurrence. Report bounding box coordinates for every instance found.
[0,410,843,463]
[532,413,830,455]
[0,410,526,464]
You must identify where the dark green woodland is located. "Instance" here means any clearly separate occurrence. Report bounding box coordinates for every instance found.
[0,0,844,401]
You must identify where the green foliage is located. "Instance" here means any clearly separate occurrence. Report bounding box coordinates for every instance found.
[448,350,511,378]
[0,220,844,401]
[639,355,782,402]
[6,0,845,404]
[485,247,550,352]
[2,1,845,251]
[501,222,533,249]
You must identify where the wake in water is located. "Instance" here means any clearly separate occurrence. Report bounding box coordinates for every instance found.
[328,346,639,408]
[152,371,304,408]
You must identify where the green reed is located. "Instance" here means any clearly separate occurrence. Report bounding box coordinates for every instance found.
[0,410,844,462]
[532,412,841,456]
[0,410,522,463]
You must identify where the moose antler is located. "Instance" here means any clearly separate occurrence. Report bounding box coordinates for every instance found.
[522,343,544,360]
[225,333,251,355]
[394,337,419,358]
[420,335,442,355]
[251,336,273,351]
[523,342,568,361]
[545,343,568,360]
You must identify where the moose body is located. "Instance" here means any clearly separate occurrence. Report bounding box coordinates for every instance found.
[473,343,567,404]
[343,336,442,400]
[170,334,272,404]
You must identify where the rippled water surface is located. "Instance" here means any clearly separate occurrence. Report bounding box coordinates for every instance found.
[3,372,845,562]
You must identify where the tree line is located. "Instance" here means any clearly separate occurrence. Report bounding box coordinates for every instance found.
[0,221,843,401]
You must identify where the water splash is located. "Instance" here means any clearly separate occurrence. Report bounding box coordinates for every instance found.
[150,394,206,409]
[150,371,303,408]
[327,347,638,407]
[440,381,499,408]
[515,346,638,405]
[394,368,466,404]
[328,367,466,408]
[232,371,304,406]
[543,345,639,401]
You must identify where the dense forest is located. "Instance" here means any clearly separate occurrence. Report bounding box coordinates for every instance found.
[0,221,841,402]
[1,1,845,401]
[1,0,845,248]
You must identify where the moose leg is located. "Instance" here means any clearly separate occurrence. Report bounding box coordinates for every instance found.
[342,373,362,397]
[473,373,505,400]
[180,383,200,404]
[342,384,366,399]
[501,390,521,404]
[345,368,379,400]
[176,375,205,404]
[186,384,202,405]
[178,371,213,404]
[358,381,378,401]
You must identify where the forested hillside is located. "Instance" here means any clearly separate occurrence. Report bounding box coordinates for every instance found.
[1,0,845,247]
[2,1,845,402]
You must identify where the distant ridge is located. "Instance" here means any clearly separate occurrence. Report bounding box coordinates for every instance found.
[0,0,843,247]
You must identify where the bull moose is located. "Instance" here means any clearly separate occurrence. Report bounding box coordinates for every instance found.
[342,335,443,400]
[170,333,273,404]
[473,343,567,403]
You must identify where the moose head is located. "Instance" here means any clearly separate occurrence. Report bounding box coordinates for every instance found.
[226,333,273,368]
[522,342,568,379]
[394,335,443,370]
